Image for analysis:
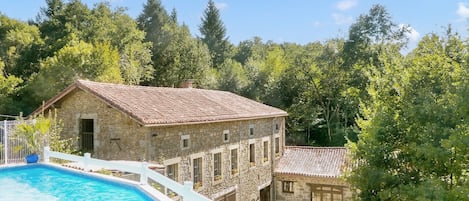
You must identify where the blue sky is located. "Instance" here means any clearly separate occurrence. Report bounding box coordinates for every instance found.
[1,0,469,50]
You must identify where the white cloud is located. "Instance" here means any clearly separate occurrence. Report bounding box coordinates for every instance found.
[400,24,420,42]
[215,2,228,10]
[407,27,420,42]
[312,21,322,27]
[332,13,353,25]
[336,0,358,11]
[457,2,469,18]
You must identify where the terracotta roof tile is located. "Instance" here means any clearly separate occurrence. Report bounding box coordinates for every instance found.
[37,80,287,126]
[275,146,348,178]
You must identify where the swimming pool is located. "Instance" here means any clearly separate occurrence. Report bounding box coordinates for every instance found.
[0,164,156,201]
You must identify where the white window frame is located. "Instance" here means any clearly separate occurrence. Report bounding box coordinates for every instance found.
[213,152,223,182]
[249,124,255,136]
[262,136,270,164]
[282,181,294,193]
[223,130,230,143]
[274,134,281,157]
[249,139,256,167]
[190,152,204,189]
[181,134,190,150]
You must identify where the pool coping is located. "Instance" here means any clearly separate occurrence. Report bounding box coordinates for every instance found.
[0,162,173,201]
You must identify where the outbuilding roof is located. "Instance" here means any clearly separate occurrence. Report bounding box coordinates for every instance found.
[275,146,348,178]
[33,80,287,127]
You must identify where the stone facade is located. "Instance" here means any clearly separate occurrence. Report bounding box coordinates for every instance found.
[52,89,286,201]
[274,174,351,201]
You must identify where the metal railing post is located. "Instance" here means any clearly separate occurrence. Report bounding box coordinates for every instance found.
[4,120,8,165]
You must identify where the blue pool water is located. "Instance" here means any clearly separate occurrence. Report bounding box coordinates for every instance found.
[0,164,155,201]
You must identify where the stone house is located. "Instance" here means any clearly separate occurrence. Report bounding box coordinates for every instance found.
[274,146,351,201]
[33,79,288,201]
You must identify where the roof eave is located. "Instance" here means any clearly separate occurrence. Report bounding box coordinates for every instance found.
[274,172,342,178]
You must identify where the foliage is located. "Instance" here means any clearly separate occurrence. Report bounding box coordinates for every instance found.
[14,112,77,158]
[216,59,248,94]
[47,111,77,154]
[148,23,212,87]
[199,0,231,69]
[26,38,123,108]
[347,32,469,200]
[14,116,51,154]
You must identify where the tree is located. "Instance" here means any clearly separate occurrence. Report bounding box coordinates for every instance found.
[347,32,469,200]
[0,14,43,81]
[342,4,409,105]
[26,38,123,110]
[147,23,211,87]
[216,59,248,94]
[88,3,153,84]
[137,0,170,67]
[0,58,23,115]
[199,0,231,69]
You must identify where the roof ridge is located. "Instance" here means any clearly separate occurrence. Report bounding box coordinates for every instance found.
[285,146,346,150]
[33,79,287,126]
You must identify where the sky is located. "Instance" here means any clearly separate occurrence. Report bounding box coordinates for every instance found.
[1,0,469,51]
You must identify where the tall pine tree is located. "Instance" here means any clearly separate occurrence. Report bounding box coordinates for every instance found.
[199,0,230,69]
[137,0,170,64]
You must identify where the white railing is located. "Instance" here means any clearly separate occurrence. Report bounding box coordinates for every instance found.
[43,147,212,201]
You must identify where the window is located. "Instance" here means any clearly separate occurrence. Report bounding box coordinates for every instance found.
[213,153,222,181]
[275,137,280,155]
[193,157,202,188]
[181,135,190,149]
[80,119,94,152]
[223,130,229,142]
[282,181,294,193]
[263,141,269,162]
[249,143,255,167]
[166,163,178,181]
[275,123,280,133]
[230,149,238,175]
[249,125,254,136]
[311,185,344,201]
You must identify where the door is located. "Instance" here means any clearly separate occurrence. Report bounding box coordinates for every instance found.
[260,185,270,201]
[80,119,94,152]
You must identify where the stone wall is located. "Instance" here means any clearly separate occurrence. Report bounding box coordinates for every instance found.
[54,89,148,160]
[274,174,351,201]
[53,89,286,201]
[149,118,285,201]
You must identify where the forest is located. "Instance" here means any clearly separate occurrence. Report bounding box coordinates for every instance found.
[1,0,469,199]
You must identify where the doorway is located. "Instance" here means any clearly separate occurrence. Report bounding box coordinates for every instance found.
[260,185,270,201]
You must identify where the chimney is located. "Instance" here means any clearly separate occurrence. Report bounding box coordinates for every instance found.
[180,80,194,88]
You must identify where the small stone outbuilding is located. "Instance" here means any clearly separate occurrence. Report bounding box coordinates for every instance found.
[274,146,351,201]
[33,79,288,201]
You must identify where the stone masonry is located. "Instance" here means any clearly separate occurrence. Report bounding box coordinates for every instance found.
[51,89,286,201]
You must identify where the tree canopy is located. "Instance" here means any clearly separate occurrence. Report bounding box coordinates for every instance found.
[199,0,231,69]
[2,2,469,198]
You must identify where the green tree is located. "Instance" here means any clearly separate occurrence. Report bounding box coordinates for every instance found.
[347,32,469,200]
[26,38,123,109]
[0,58,23,115]
[342,4,409,104]
[216,59,248,93]
[199,0,231,69]
[0,14,43,81]
[150,23,211,87]
[88,3,153,84]
[137,0,170,73]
